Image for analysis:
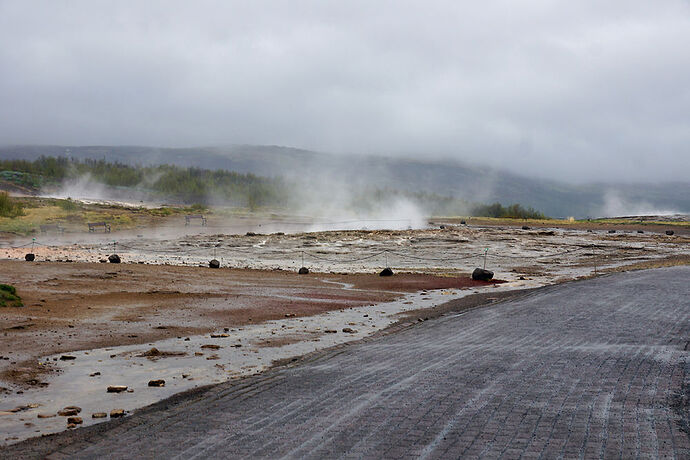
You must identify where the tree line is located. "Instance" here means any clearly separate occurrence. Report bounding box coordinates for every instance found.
[0,157,548,218]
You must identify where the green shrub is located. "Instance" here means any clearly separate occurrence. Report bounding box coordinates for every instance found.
[0,284,23,308]
[0,191,24,217]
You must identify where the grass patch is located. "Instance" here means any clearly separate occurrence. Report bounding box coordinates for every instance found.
[0,191,24,217]
[57,198,81,211]
[0,284,23,308]
[587,218,690,228]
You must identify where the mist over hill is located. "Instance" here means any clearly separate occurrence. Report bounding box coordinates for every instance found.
[1,144,688,218]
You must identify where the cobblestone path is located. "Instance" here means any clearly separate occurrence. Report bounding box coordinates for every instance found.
[6,267,690,459]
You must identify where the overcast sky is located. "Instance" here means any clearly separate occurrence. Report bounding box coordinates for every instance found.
[0,1,688,182]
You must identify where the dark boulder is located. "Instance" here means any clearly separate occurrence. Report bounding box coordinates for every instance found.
[637,230,644,234]
[298,267,309,275]
[209,259,220,269]
[522,226,530,230]
[24,253,35,262]
[472,268,494,281]
[666,230,675,236]
[439,225,446,229]
[460,220,467,225]
[108,254,121,263]
[608,230,616,234]
[379,267,394,277]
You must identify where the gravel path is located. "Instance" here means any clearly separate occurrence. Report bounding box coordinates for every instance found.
[5,266,690,459]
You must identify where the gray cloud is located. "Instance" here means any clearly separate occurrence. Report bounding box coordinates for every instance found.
[0,0,689,182]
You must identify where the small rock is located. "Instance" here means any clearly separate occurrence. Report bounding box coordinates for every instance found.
[148,379,165,387]
[37,413,56,419]
[89,372,101,377]
[99,259,107,263]
[25,253,35,262]
[379,267,394,277]
[107,385,128,393]
[108,254,121,263]
[201,344,221,349]
[666,230,675,236]
[57,408,80,417]
[284,313,296,317]
[67,416,83,424]
[210,333,229,338]
[59,355,76,361]
[460,220,467,225]
[324,329,337,333]
[298,267,309,275]
[637,230,644,233]
[608,229,616,234]
[342,327,356,333]
[209,259,220,269]
[522,226,530,230]
[139,348,162,357]
[92,412,107,419]
[67,423,77,429]
[110,409,125,418]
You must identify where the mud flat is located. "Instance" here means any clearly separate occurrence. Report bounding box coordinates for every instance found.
[2,219,687,283]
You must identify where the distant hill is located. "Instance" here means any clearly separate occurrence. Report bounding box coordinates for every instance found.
[1,144,688,218]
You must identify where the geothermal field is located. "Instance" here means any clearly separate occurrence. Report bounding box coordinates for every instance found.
[0,207,688,445]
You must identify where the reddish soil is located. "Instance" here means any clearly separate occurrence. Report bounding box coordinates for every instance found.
[0,260,493,390]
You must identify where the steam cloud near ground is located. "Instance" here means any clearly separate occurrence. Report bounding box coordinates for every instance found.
[48,171,433,231]
[599,190,680,218]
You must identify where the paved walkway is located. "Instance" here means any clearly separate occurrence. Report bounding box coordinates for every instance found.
[7,267,690,459]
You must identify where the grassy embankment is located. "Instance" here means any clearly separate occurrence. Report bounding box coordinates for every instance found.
[438,215,690,230]
[0,195,210,235]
